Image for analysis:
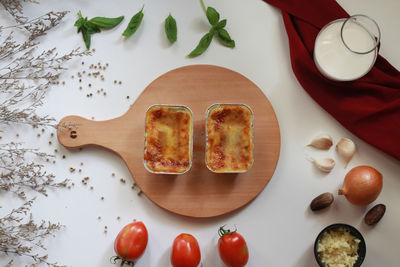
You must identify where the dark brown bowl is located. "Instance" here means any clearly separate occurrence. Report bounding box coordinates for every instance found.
[314,223,366,267]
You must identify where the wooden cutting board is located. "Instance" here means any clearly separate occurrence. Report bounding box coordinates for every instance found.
[57,65,280,218]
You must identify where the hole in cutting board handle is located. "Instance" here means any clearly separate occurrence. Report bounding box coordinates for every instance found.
[70,130,77,139]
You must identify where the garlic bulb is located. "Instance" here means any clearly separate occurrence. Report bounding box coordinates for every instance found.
[313,158,335,173]
[308,134,333,150]
[336,138,356,168]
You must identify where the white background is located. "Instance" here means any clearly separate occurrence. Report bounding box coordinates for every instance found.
[1,0,400,266]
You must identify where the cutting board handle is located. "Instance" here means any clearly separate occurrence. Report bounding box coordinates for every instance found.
[57,115,128,152]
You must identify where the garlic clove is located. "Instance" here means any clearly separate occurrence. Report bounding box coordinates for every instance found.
[336,138,356,168]
[308,134,333,150]
[313,158,335,173]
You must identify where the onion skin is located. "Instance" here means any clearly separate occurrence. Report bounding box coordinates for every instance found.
[338,166,383,206]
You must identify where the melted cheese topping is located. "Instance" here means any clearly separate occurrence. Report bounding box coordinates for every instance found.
[144,105,193,173]
[206,104,253,173]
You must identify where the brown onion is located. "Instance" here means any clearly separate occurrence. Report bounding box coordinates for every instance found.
[338,165,383,206]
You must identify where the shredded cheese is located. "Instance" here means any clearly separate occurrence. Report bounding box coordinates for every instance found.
[317,227,360,267]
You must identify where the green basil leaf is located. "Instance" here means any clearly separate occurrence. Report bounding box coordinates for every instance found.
[165,14,177,44]
[188,31,214,57]
[82,29,91,50]
[74,11,87,33]
[123,6,144,38]
[206,7,219,26]
[217,28,235,48]
[86,24,101,34]
[88,16,124,29]
[74,17,85,30]
[214,19,226,30]
[74,11,84,26]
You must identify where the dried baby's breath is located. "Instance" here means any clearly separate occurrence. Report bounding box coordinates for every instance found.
[0,2,89,129]
[0,199,65,267]
[0,0,90,265]
[0,143,69,199]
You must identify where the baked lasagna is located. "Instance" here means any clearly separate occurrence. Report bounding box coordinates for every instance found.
[144,105,193,174]
[206,104,254,173]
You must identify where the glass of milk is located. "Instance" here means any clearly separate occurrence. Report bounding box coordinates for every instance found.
[314,15,381,81]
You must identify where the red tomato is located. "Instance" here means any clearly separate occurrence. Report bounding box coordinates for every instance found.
[218,226,249,267]
[171,233,201,267]
[113,221,148,264]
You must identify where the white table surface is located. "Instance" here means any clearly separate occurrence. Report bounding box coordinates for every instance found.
[1,0,400,266]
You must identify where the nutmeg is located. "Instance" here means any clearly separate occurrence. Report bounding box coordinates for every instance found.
[310,192,334,211]
[364,204,386,225]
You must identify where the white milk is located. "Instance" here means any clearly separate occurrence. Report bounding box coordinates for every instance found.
[314,19,377,81]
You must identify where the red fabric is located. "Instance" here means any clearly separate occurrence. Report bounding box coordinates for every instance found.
[262,0,400,160]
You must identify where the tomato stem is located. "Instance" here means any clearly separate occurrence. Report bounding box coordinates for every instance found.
[218,225,237,238]
[110,256,135,266]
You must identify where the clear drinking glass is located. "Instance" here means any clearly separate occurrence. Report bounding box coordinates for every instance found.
[314,15,381,81]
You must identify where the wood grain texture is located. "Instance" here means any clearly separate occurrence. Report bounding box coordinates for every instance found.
[57,65,281,218]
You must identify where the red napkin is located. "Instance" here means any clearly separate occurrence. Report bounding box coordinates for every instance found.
[262,0,400,160]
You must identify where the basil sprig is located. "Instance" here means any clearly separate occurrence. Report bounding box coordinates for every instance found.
[165,14,177,44]
[188,6,235,57]
[123,6,144,38]
[74,11,124,49]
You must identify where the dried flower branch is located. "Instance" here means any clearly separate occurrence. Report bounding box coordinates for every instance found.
[0,46,88,128]
[1,0,67,41]
[0,143,70,199]
[0,1,89,128]
[0,34,89,128]
[0,199,65,267]
[0,1,91,266]
[0,0,39,26]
